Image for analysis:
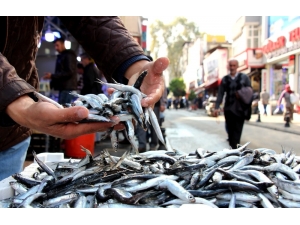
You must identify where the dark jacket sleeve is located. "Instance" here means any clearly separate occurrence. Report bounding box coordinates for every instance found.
[0,53,36,112]
[215,77,226,109]
[58,16,148,83]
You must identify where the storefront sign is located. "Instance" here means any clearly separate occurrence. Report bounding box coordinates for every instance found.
[189,80,195,89]
[263,27,300,59]
[203,49,228,86]
[247,48,265,67]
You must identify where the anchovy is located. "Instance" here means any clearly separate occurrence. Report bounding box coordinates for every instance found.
[32,151,58,181]
[228,193,236,208]
[43,193,79,208]
[157,179,195,203]
[264,163,299,181]
[123,175,178,192]
[147,106,166,147]
[161,197,218,208]
[234,169,278,198]
[17,193,46,208]
[96,79,147,100]
[34,91,64,109]
[205,180,261,193]
[133,70,148,90]
[216,192,261,203]
[97,203,162,208]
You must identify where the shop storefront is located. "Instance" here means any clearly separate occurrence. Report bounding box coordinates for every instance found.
[262,16,300,100]
[234,48,266,92]
[202,48,228,97]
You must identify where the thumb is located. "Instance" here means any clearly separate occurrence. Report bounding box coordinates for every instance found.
[152,57,169,75]
[54,106,89,123]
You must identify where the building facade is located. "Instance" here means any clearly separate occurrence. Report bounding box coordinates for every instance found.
[261,16,300,101]
[180,34,232,99]
[232,16,265,92]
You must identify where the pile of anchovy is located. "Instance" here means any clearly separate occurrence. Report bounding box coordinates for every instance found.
[1,141,300,208]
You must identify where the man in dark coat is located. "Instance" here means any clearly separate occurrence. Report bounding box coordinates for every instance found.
[214,59,252,149]
[43,37,78,104]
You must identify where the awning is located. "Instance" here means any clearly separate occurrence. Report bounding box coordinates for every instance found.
[247,69,259,77]
[202,78,222,89]
[194,86,205,94]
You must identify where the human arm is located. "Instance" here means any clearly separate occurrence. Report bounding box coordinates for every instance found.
[1,53,122,138]
[277,91,285,106]
[58,16,169,108]
[215,78,226,110]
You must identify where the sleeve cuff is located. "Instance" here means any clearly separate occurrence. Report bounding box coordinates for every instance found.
[114,55,151,84]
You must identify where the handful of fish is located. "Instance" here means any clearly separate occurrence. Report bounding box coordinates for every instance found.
[1,142,300,208]
[33,70,166,154]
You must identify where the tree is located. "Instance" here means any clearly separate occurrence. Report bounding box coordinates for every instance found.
[149,17,201,78]
[188,90,197,102]
[169,77,186,97]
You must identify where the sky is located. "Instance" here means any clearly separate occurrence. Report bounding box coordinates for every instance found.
[146,16,240,42]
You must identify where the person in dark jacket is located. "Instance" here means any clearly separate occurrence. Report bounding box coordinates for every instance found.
[80,52,103,95]
[213,59,252,149]
[43,37,78,104]
[0,16,169,181]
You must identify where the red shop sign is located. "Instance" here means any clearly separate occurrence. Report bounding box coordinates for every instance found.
[262,36,286,54]
[289,27,300,42]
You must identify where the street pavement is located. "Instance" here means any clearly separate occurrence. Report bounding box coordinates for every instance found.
[164,108,300,154]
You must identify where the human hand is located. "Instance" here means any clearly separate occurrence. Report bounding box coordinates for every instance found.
[126,57,169,108]
[160,105,166,112]
[6,95,122,139]
[43,72,52,80]
[213,109,220,117]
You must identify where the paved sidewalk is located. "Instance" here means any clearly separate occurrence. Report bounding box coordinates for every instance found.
[246,112,300,135]
[187,108,300,135]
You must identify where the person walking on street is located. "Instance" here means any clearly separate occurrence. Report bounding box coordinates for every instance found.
[278,84,294,125]
[213,59,252,149]
[260,89,270,115]
[43,37,78,105]
[0,16,169,181]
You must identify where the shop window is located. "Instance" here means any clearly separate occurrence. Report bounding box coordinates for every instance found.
[270,59,290,99]
[247,39,251,48]
[253,38,259,48]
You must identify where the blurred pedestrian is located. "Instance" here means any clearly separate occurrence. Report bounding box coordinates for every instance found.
[252,91,260,114]
[260,89,270,115]
[167,98,172,109]
[278,84,294,125]
[43,37,78,105]
[77,63,84,92]
[173,97,179,110]
[80,52,103,95]
[213,59,252,149]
